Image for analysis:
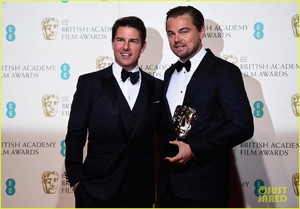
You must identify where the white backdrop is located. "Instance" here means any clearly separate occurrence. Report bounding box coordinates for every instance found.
[1,1,299,208]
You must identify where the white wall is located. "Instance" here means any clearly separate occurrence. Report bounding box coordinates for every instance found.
[1,1,299,208]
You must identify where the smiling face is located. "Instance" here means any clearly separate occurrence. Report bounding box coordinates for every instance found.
[166,14,205,62]
[112,26,146,71]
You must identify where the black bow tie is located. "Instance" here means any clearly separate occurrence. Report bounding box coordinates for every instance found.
[121,68,140,84]
[174,60,191,72]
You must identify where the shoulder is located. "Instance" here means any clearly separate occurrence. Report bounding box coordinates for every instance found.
[216,57,240,74]
[79,71,100,79]
[141,70,163,84]
[141,70,163,95]
[78,67,112,81]
[205,49,240,71]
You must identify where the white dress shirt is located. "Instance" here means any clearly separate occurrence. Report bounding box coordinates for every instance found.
[166,48,207,116]
[112,63,141,110]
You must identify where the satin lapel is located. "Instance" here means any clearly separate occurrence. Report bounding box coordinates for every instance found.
[183,49,215,106]
[100,67,126,136]
[129,70,155,139]
[164,66,176,123]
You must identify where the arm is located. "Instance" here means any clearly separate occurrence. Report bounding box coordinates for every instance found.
[166,62,254,165]
[190,62,254,159]
[65,75,91,186]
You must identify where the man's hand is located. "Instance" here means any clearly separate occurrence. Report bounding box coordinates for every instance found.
[71,182,80,191]
[164,140,194,165]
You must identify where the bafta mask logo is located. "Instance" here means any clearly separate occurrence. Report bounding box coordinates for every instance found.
[41,171,59,194]
[96,56,113,70]
[291,93,299,117]
[42,94,59,117]
[222,55,238,65]
[291,14,299,37]
[292,172,299,196]
[42,17,59,40]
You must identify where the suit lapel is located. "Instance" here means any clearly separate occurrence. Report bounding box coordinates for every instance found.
[100,67,127,137]
[163,67,176,123]
[129,70,152,139]
[183,49,215,106]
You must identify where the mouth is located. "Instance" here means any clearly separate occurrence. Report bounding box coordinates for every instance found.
[121,52,131,57]
[174,44,186,51]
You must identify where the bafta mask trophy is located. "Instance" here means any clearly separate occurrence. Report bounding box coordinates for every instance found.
[172,105,198,141]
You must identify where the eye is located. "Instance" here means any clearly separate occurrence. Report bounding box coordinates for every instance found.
[167,32,175,38]
[130,39,139,44]
[180,29,189,35]
[115,37,124,42]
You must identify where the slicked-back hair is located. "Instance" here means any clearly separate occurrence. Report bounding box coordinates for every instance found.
[112,16,147,47]
[166,6,204,31]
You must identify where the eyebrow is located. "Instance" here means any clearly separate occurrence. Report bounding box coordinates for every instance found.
[167,27,191,33]
[179,27,191,31]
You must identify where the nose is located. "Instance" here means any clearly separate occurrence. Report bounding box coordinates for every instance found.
[123,41,130,50]
[174,33,181,43]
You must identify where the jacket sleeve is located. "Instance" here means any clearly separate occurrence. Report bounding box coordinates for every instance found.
[65,75,91,186]
[188,62,254,160]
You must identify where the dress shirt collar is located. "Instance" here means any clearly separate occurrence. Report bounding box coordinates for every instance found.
[177,47,207,74]
[112,63,140,82]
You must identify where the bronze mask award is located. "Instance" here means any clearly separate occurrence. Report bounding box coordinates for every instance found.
[172,105,198,141]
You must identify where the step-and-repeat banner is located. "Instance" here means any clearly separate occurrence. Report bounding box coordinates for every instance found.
[1,1,299,208]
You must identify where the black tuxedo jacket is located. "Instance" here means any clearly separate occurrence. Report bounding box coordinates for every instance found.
[65,66,163,203]
[158,49,254,200]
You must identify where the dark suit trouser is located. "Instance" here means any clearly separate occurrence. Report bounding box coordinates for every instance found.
[159,184,228,208]
[74,181,153,208]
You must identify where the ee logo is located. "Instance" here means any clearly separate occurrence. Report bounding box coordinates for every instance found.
[254,22,264,40]
[6,25,16,42]
[6,102,16,118]
[6,178,16,196]
[61,140,66,157]
[253,101,264,118]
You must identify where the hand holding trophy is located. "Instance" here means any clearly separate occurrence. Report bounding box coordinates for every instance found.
[172,105,198,141]
[165,105,198,158]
